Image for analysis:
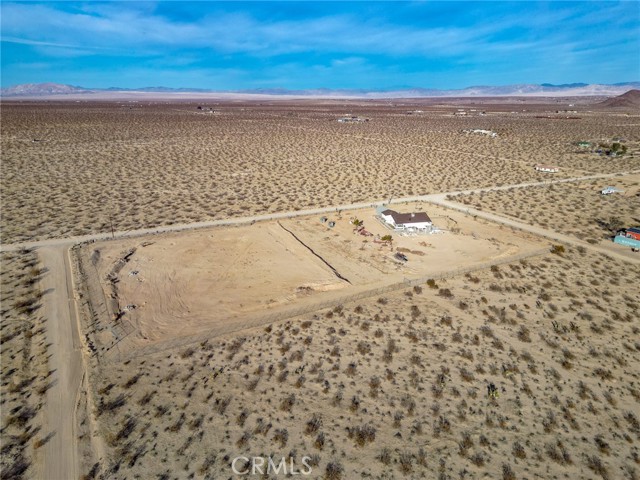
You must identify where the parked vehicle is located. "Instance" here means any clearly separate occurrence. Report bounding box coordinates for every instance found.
[394,252,408,262]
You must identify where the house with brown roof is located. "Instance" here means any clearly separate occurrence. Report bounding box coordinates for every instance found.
[380,209,433,232]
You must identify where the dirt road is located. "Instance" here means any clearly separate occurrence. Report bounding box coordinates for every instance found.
[427,196,640,264]
[35,246,84,480]
[2,170,638,253]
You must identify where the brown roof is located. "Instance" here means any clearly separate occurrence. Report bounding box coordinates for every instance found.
[382,209,432,225]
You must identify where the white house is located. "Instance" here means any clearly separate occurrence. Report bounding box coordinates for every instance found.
[534,165,560,173]
[601,186,623,195]
[463,129,498,138]
[380,209,433,232]
[338,116,368,123]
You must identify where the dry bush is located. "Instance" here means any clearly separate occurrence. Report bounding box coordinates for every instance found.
[347,424,376,447]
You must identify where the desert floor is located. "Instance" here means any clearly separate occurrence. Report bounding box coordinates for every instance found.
[2,100,639,244]
[80,246,639,480]
[450,174,640,245]
[1,98,639,480]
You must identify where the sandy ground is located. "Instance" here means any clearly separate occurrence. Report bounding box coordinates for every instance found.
[1,98,639,480]
[450,174,640,246]
[81,204,544,360]
[2,101,640,244]
[81,246,640,480]
[2,172,637,480]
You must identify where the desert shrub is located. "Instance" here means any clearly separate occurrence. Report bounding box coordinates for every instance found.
[512,441,526,459]
[470,452,485,466]
[324,462,344,480]
[214,396,232,415]
[438,288,454,299]
[398,452,413,474]
[98,393,127,416]
[369,376,381,398]
[502,463,516,480]
[378,448,392,465]
[546,441,572,465]
[433,416,451,437]
[305,414,323,435]
[280,394,296,412]
[357,341,371,355]
[517,326,531,342]
[180,347,195,359]
[350,396,361,412]
[585,455,609,479]
[347,424,376,447]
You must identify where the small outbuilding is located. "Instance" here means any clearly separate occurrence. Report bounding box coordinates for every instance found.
[534,165,560,173]
[601,186,623,195]
[614,228,640,249]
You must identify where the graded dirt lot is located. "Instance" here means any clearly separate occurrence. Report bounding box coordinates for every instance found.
[80,204,544,359]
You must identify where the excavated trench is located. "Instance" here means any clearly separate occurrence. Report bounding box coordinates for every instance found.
[277,221,351,284]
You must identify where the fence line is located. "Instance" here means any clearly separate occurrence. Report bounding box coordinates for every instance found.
[109,246,549,363]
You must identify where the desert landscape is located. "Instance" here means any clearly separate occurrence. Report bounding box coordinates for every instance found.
[451,174,640,246]
[1,94,640,480]
[2,99,640,244]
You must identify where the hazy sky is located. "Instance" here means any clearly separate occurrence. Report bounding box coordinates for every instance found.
[1,1,639,90]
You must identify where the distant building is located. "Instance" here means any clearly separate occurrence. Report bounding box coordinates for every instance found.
[338,116,369,123]
[380,209,433,232]
[534,165,560,173]
[463,129,498,138]
[614,228,640,249]
[601,186,623,195]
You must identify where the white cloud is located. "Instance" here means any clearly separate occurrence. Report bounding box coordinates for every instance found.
[1,2,637,65]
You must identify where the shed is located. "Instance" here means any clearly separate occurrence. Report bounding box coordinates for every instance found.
[614,229,640,249]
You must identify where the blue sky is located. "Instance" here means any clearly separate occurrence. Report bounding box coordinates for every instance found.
[1,1,639,90]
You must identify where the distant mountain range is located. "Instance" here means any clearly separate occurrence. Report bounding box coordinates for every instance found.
[2,81,639,98]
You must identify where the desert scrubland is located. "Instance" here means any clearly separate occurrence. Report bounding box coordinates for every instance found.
[0,250,51,478]
[1,98,639,480]
[2,101,639,244]
[80,246,640,480]
[451,174,640,245]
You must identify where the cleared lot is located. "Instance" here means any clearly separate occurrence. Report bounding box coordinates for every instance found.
[79,203,545,357]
